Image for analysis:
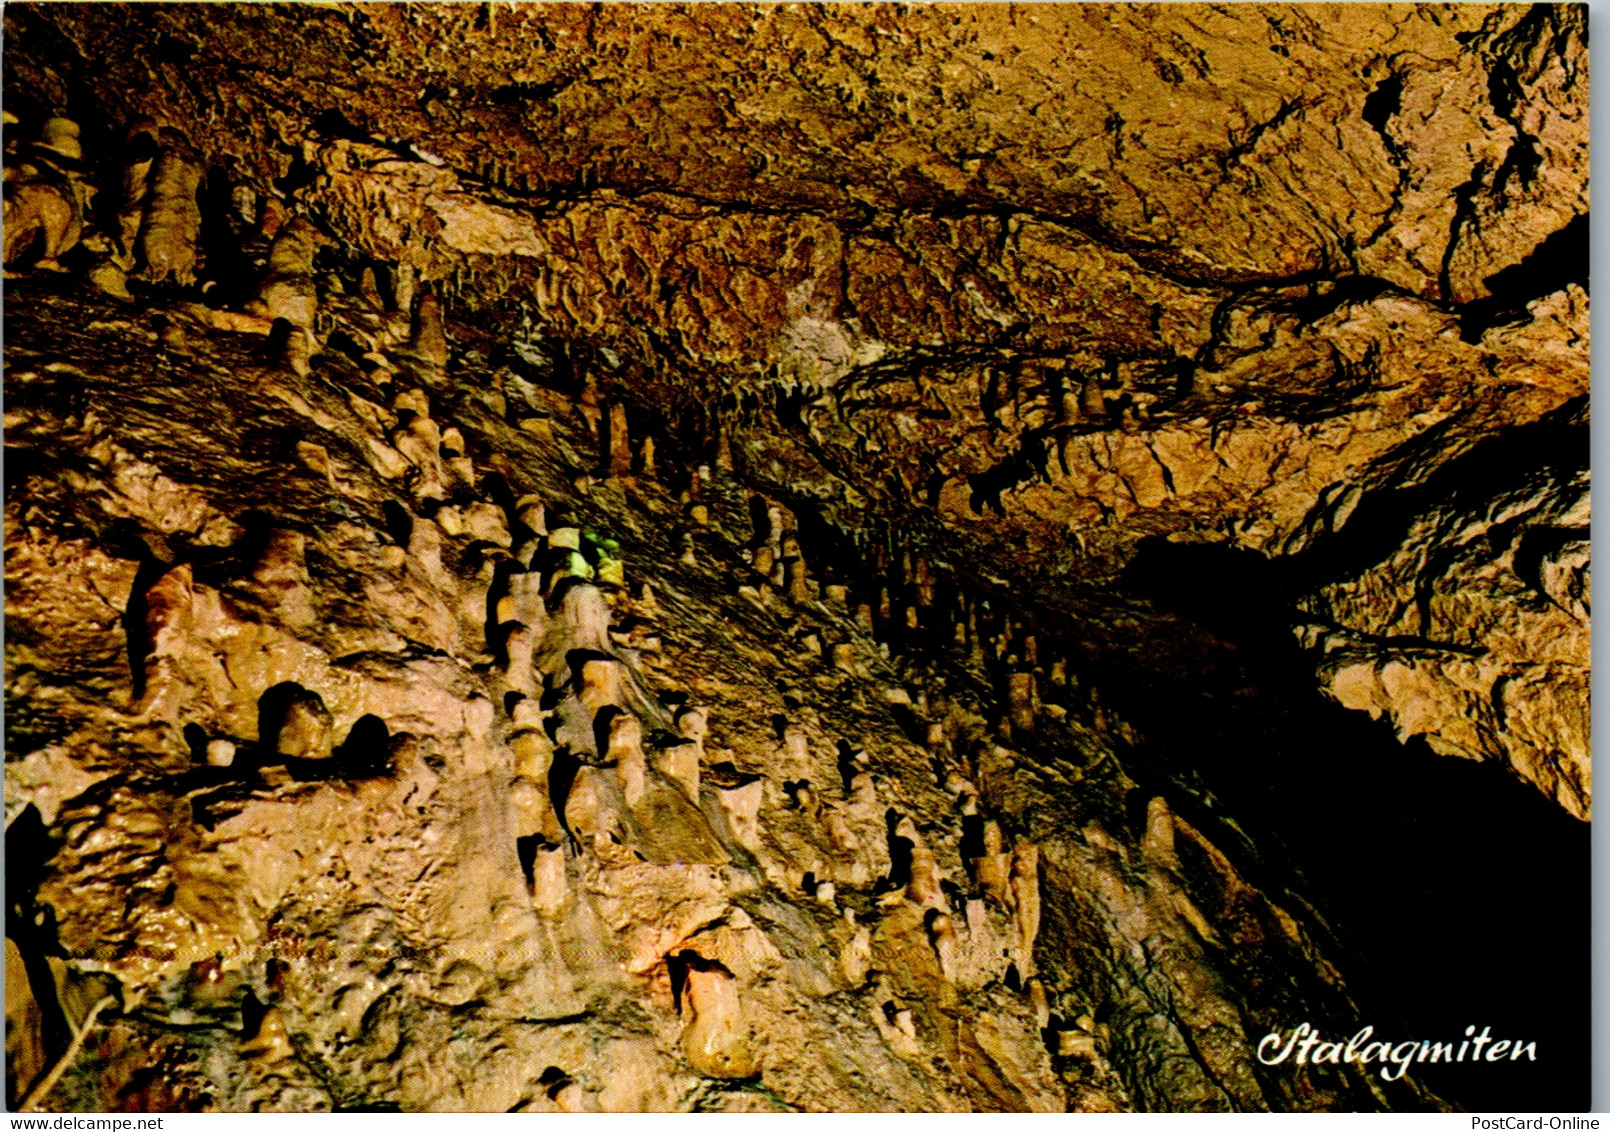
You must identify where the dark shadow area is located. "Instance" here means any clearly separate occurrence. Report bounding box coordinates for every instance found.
[5,805,72,1089]
[1458,213,1588,341]
[105,518,172,701]
[514,834,541,887]
[335,714,391,777]
[380,499,414,548]
[1115,535,1589,1111]
[196,164,257,307]
[591,704,625,760]
[548,749,583,845]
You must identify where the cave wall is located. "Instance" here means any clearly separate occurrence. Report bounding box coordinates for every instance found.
[2,2,1589,1113]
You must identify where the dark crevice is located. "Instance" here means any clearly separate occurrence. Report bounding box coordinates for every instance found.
[1361,72,1404,159]
[1457,213,1589,341]
[1283,396,1586,592]
[1437,173,1485,305]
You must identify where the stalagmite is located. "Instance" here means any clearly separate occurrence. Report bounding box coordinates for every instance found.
[3,170,80,274]
[1079,374,1106,420]
[579,657,625,713]
[359,265,384,309]
[964,898,992,966]
[678,957,755,1079]
[239,1006,296,1063]
[1141,795,1179,869]
[515,497,548,549]
[604,401,630,477]
[1010,842,1041,975]
[564,766,620,850]
[659,706,706,798]
[557,581,614,655]
[1008,671,1036,732]
[893,816,943,906]
[500,623,538,698]
[134,127,202,286]
[5,117,91,275]
[511,706,560,841]
[394,414,448,505]
[1027,978,1050,1029]
[839,919,873,988]
[782,724,810,768]
[276,319,312,377]
[511,699,552,767]
[529,843,569,916]
[392,260,416,316]
[410,286,449,375]
[716,778,763,852]
[577,371,603,439]
[248,217,320,347]
[269,686,334,761]
[972,820,1012,904]
[407,516,455,592]
[926,909,958,979]
[608,711,646,806]
[510,778,551,840]
[114,116,159,266]
[913,557,934,607]
[822,807,860,860]
[497,569,547,629]
[780,532,811,604]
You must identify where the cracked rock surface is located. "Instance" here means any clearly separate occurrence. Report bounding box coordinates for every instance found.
[2,1,1589,1113]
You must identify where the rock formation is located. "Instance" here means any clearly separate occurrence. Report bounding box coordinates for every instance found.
[1,1,1588,1114]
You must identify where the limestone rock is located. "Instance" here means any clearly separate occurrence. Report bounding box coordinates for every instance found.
[0,2,1586,1115]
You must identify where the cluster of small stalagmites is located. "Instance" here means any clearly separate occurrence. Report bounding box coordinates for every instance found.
[2,111,90,275]
[666,479,1176,1097]
[720,502,1095,749]
[674,507,1076,1068]
[475,456,1076,1094]
[2,113,1119,1113]
[3,108,452,386]
[4,111,207,295]
[489,555,987,1088]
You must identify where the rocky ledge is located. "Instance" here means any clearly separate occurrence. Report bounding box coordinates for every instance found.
[1,2,1588,1113]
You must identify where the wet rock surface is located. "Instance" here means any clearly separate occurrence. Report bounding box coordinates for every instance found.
[2,2,1588,1113]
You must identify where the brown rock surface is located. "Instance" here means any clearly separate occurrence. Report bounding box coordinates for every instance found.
[1,1,1587,1113]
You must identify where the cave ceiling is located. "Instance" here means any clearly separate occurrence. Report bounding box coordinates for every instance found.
[0,1,1590,1114]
